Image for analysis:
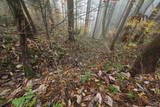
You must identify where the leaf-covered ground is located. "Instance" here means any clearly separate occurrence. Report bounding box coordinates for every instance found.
[0,35,160,107]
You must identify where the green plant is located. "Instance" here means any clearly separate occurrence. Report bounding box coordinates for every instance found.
[116,73,127,81]
[12,86,36,107]
[91,64,98,68]
[0,99,3,104]
[80,72,91,83]
[107,85,119,94]
[112,62,124,71]
[103,61,124,71]
[127,92,136,100]
[52,103,62,107]
[103,65,109,70]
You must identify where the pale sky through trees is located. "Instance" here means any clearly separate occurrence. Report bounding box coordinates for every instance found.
[52,0,160,37]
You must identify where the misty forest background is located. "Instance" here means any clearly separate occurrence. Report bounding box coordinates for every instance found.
[0,0,160,107]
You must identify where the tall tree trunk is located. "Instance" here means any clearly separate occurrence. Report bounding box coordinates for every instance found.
[53,0,61,23]
[6,0,35,78]
[131,35,160,76]
[101,0,110,38]
[75,0,78,32]
[104,1,116,37]
[92,0,102,38]
[67,0,75,41]
[61,0,66,19]
[132,0,145,16]
[141,0,155,14]
[110,0,134,50]
[20,0,37,33]
[84,0,92,34]
[39,0,50,40]
[149,2,160,20]
[47,0,54,25]
[47,0,55,34]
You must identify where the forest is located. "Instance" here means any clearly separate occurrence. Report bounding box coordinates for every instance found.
[0,0,160,106]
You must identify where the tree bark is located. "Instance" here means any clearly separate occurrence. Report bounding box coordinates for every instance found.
[67,0,75,41]
[39,0,50,40]
[92,0,102,38]
[20,0,37,33]
[141,0,155,14]
[132,0,145,16]
[84,0,92,34]
[131,35,160,76]
[110,0,134,50]
[101,0,110,38]
[149,2,160,20]
[6,0,35,78]
[105,2,117,36]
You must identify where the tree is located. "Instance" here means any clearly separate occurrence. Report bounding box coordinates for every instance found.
[53,0,61,23]
[92,0,102,38]
[110,0,134,50]
[131,34,160,76]
[21,0,37,33]
[140,0,155,14]
[67,0,75,41]
[75,0,78,30]
[104,1,117,38]
[101,0,110,38]
[149,2,160,20]
[84,0,92,34]
[6,0,35,78]
[38,0,50,40]
[132,0,145,16]
[47,0,54,26]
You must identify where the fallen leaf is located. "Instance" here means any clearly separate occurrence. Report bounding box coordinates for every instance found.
[109,75,116,81]
[105,95,113,107]
[95,93,102,104]
[16,64,23,69]
[0,89,11,96]
[76,95,82,104]
[33,84,47,94]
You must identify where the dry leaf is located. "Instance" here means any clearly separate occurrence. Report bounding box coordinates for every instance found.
[105,95,113,107]
[95,93,102,104]
[76,95,82,104]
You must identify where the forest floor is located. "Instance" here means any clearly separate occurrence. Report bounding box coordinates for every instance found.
[0,35,160,107]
